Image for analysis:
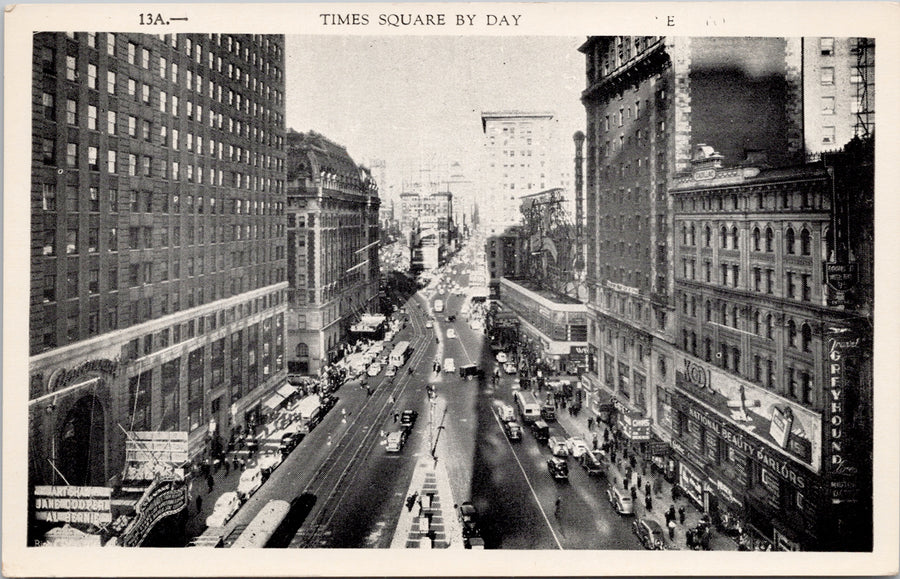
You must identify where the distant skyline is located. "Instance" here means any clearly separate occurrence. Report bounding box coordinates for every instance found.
[285,36,585,198]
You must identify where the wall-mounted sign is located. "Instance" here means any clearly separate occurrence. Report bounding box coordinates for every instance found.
[34,486,112,525]
[46,358,119,394]
[824,262,858,292]
[120,478,187,547]
[825,325,860,504]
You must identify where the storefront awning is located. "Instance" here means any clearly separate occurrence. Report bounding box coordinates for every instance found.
[262,392,285,410]
[276,384,298,399]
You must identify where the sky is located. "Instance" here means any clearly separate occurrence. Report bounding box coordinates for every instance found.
[285,36,585,199]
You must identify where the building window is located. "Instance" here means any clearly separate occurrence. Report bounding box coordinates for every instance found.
[822,96,835,115]
[88,146,98,171]
[765,227,774,252]
[820,37,834,56]
[801,274,812,302]
[66,55,77,81]
[785,227,796,254]
[41,184,57,211]
[66,98,77,125]
[128,154,137,176]
[41,138,55,165]
[107,149,117,173]
[87,104,98,130]
[108,227,118,251]
[820,67,834,85]
[66,143,78,167]
[87,63,97,89]
[823,126,836,145]
[800,229,812,255]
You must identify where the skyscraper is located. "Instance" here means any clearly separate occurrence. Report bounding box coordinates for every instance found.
[29,33,287,494]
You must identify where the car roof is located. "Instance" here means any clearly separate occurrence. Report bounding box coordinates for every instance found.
[640,519,664,532]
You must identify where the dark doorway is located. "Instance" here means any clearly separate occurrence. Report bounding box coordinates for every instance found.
[57,395,106,486]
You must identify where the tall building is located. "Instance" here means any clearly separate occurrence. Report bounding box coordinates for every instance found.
[579,36,873,551]
[284,130,380,377]
[480,111,560,229]
[803,38,875,154]
[29,32,286,541]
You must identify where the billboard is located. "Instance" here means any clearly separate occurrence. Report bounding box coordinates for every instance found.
[34,486,112,526]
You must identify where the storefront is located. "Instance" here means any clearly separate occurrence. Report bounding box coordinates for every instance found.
[666,389,821,549]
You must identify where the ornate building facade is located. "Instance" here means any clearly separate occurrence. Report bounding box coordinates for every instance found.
[284,130,380,376]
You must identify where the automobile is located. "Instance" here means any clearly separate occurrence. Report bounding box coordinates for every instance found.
[464,536,485,550]
[459,364,481,380]
[503,362,517,374]
[443,358,456,373]
[425,320,434,329]
[257,450,282,478]
[446,328,457,339]
[400,410,419,430]
[205,492,241,528]
[237,467,264,500]
[385,365,398,377]
[530,420,550,442]
[385,430,408,452]
[495,352,508,364]
[547,436,568,457]
[565,436,590,458]
[456,502,481,538]
[580,449,605,475]
[547,456,569,480]
[607,485,635,516]
[367,364,382,377]
[540,403,556,422]
[447,315,456,322]
[503,420,523,441]
[633,518,667,550]
[280,431,302,457]
[497,404,516,422]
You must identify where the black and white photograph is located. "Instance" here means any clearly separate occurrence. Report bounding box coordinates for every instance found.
[3,2,898,577]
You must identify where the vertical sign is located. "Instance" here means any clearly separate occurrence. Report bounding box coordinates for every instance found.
[825,324,859,504]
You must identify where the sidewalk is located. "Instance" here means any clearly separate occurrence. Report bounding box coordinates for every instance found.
[390,452,464,550]
[552,404,737,551]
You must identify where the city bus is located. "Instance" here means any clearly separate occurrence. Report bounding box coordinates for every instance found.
[513,391,541,423]
[230,500,291,548]
[433,299,444,313]
[389,341,411,367]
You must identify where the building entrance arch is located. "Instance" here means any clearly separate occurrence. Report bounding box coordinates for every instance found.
[56,395,106,486]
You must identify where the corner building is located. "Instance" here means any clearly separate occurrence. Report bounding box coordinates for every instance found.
[284,130,380,376]
[29,33,287,490]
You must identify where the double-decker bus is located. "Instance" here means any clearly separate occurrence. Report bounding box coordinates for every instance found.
[389,341,411,367]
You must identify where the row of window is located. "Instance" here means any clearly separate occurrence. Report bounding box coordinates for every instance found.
[679,257,815,302]
[674,187,824,213]
[39,183,285,217]
[39,221,285,258]
[681,223,814,255]
[38,139,284,194]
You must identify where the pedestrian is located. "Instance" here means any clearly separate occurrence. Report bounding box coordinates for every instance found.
[592,434,599,450]
[587,416,594,430]
[224,459,230,476]
[233,456,240,471]
[668,519,676,540]
[206,474,214,493]
[630,485,638,501]
[645,494,653,511]
[630,454,637,469]
[196,495,203,513]
[636,474,642,492]
[603,428,610,443]
[668,504,676,523]
[679,506,686,525]
[394,413,399,423]
[645,482,651,497]
[671,485,679,503]
[554,495,562,518]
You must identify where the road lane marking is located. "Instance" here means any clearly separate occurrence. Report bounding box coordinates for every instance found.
[489,409,564,550]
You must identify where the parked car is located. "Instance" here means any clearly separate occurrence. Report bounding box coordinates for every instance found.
[566,436,590,458]
[206,492,241,528]
[503,421,523,441]
[237,467,264,500]
[459,364,481,380]
[257,450,282,478]
[367,364,382,377]
[580,449,605,475]
[385,430,408,452]
[495,352,508,363]
[400,410,419,430]
[530,420,550,442]
[548,436,568,457]
[447,328,457,339]
[547,456,569,480]
[503,362,517,374]
[456,502,481,538]
[385,365,398,377]
[633,518,667,550]
[607,485,635,516]
[443,358,456,373]
[425,320,434,329]
[280,431,301,457]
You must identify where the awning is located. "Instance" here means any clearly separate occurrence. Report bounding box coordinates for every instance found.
[276,384,298,399]
[262,392,285,410]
